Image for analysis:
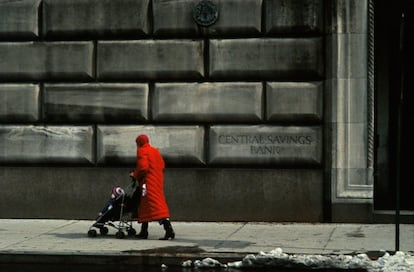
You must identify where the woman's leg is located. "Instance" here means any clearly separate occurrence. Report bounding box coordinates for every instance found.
[135,222,148,239]
[159,218,175,240]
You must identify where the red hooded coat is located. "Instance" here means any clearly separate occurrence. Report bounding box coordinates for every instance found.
[132,135,170,223]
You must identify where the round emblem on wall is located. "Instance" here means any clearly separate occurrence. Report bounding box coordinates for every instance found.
[193,0,219,27]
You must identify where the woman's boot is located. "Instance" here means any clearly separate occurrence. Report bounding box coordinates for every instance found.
[159,218,175,240]
[135,222,148,239]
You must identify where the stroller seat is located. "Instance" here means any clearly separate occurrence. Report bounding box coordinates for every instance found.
[87,181,140,239]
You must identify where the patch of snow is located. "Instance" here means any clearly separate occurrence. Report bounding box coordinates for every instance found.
[181,260,193,267]
[194,257,227,268]
[182,248,414,272]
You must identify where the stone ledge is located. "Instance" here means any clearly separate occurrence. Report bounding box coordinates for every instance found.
[0,167,323,221]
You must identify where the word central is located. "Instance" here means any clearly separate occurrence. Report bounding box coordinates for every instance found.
[218,134,313,145]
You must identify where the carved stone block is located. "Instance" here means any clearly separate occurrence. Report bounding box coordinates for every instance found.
[209,125,322,166]
[44,83,148,123]
[153,82,262,122]
[43,0,150,38]
[209,38,323,80]
[97,40,204,80]
[0,42,94,81]
[0,0,41,39]
[97,125,205,165]
[266,82,323,123]
[265,0,323,34]
[0,125,94,165]
[0,84,40,122]
[153,0,262,36]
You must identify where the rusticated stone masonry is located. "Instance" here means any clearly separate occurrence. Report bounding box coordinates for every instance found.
[0,0,325,221]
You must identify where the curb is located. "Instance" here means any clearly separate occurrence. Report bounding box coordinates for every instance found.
[0,250,247,267]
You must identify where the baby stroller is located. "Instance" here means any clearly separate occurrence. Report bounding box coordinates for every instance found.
[87,179,140,239]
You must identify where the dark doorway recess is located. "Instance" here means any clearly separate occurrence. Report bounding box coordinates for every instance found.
[375,0,414,210]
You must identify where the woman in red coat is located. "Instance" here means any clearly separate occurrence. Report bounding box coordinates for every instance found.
[130,134,175,240]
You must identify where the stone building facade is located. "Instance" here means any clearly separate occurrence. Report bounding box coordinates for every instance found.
[0,0,395,222]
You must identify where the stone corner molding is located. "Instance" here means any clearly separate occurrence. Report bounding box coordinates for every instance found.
[329,0,375,202]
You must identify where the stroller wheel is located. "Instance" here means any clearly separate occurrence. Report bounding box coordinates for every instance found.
[115,231,125,239]
[100,227,109,235]
[127,228,137,236]
[88,229,97,237]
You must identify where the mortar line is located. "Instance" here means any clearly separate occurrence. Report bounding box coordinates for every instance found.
[214,222,248,249]
[323,225,337,252]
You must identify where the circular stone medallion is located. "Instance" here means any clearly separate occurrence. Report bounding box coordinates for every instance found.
[193,0,219,27]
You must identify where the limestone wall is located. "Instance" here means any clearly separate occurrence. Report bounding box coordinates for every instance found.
[0,0,325,221]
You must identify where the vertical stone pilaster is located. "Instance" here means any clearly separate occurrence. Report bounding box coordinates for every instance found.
[325,0,373,202]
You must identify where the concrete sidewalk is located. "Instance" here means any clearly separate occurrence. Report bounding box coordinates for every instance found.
[0,219,413,266]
